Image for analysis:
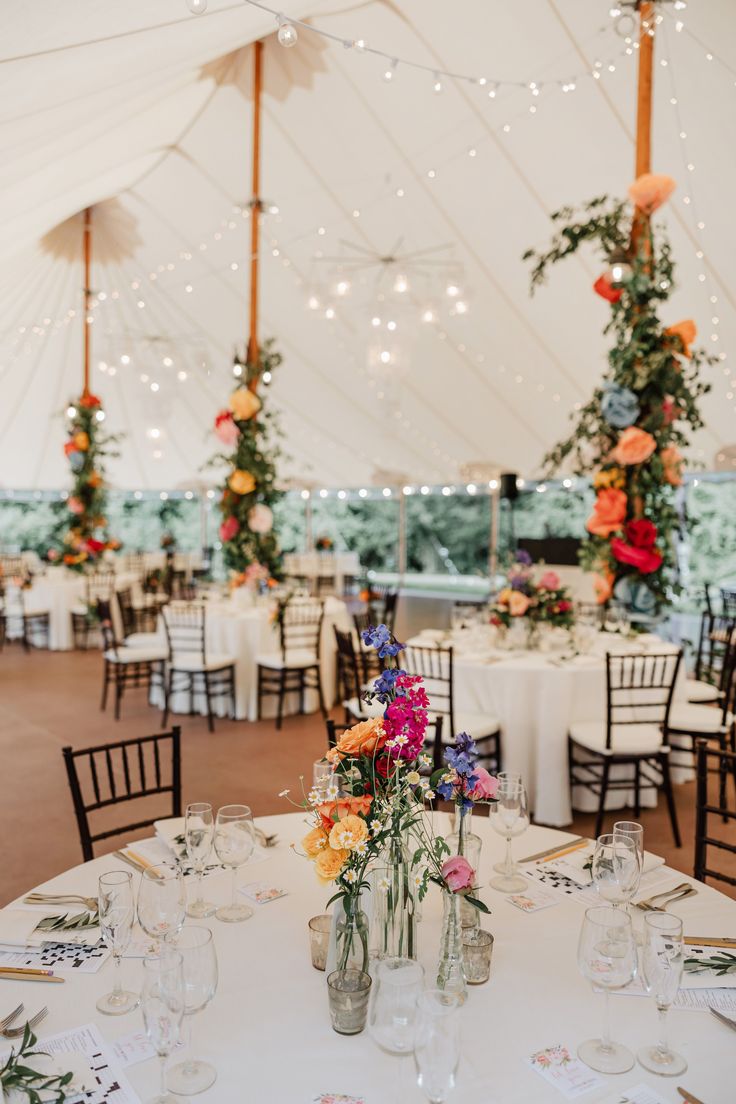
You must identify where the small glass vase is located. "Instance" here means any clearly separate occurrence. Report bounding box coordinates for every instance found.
[370,835,419,962]
[446,829,483,930]
[326,894,369,975]
[525,618,540,649]
[436,890,467,1005]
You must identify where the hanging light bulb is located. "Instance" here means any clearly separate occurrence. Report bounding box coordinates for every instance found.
[383,59,398,82]
[433,72,443,93]
[276,15,298,47]
[445,282,461,298]
[421,307,436,324]
[452,299,469,315]
[335,279,351,297]
[393,273,409,294]
[66,405,77,419]
[605,249,633,287]
[95,410,105,422]
[185,0,207,12]
[307,295,321,311]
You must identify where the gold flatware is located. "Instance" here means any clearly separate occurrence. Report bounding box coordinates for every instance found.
[0,971,64,984]
[685,937,736,949]
[24,892,97,911]
[520,837,587,864]
[677,1088,706,1104]
[634,883,696,911]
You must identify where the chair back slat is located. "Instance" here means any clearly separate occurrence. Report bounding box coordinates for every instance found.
[334,627,363,704]
[605,651,682,747]
[720,587,736,619]
[62,728,182,862]
[280,599,324,660]
[402,644,454,731]
[85,571,115,605]
[694,738,736,887]
[163,602,207,664]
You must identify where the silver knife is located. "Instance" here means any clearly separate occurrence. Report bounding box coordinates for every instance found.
[710,1006,736,1033]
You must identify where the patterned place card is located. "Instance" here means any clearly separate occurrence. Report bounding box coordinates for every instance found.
[526,1043,603,1098]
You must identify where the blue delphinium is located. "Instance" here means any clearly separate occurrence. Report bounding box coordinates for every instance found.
[370,667,405,704]
[515,549,533,566]
[361,623,405,659]
[436,732,479,807]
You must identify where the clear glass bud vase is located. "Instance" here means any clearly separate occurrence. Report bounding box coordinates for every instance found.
[436,890,467,1004]
[370,835,419,962]
[326,893,369,974]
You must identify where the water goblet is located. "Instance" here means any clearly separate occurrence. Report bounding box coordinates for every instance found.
[167,927,219,1095]
[591,834,640,908]
[637,912,687,1076]
[489,779,529,892]
[96,870,139,1015]
[213,804,255,922]
[137,864,186,944]
[492,771,522,874]
[185,802,216,919]
[414,989,461,1103]
[141,950,185,1104]
[577,905,637,1073]
[367,957,424,1055]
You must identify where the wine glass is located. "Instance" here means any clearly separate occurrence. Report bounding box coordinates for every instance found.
[591,834,640,907]
[414,989,461,1103]
[489,779,529,892]
[492,771,522,874]
[613,821,644,903]
[367,957,424,1055]
[96,870,139,1016]
[167,927,219,1095]
[577,905,637,1073]
[637,912,687,1076]
[141,950,185,1104]
[137,864,186,943]
[185,802,215,919]
[213,804,255,922]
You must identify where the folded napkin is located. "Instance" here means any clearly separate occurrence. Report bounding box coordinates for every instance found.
[548,846,665,886]
[0,909,99,948]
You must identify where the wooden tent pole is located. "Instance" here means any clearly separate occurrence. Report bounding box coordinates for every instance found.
[635,1,655,178]
[82,206,92,397]
[247,39,264,388]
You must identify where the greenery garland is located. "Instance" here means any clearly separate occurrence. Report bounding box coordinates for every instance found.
[1,1024,73,1103]
[523,175,714,613]
[61,392,121,571]
[211,341,284,581]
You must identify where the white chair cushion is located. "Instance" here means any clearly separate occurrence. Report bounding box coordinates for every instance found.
[105,646,167,664]
[669,702,731,735]
[125,632,163,649]
[71,604,89,616]
[343,696,385,720]
[686,678,721,704]
[454,711,501,739]
[170,653,235,672]
[256,649,318,669]
[569,720,664,755]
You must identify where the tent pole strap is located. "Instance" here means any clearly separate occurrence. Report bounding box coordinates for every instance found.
[247,39,264,385]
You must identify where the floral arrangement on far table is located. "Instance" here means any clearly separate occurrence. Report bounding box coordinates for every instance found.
[490,551,574,630]
[315,535,334,551]
[61,392,121,570]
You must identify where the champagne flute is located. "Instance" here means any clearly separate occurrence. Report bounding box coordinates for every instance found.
[492,771,522,874]
[368,958,424,1055]
[96,870,139,1015]
[168,927,219,1095]
[185,803,215,919]
[577,905,637,1073]
[489,779,529,892]
[637,913,687,1076]
[214,804,255,922]
[142,950,185,1104]
[137,864,186,943]
[591,834,640,908]
[414,989,461,1103]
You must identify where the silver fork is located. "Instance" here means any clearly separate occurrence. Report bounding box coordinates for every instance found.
[2,1007,48,1039]
[0,1004,23,1033]
[24,892,98,911]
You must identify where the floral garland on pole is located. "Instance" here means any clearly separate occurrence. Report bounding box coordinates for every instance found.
[61,392,120,570]
[211,341,284,582]
[524,174,714,614]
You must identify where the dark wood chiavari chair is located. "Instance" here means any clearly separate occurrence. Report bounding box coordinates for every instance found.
[334,627,384,724]
[71,570,115,650]
[694,738,736,888]
[257,599,326,730]
[1,574,50,651]
[98,599,167,719]
[161,602,236,733]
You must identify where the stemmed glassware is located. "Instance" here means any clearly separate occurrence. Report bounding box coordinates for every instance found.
[591,834,641,908]
[489,778,529,892]
[492,771,521,874]
[577,905,638,1073]
[137,864,186,943]
[141,950,185,1104]
[414,989,461,1103]
[96,870,139,1016]
[213,805,256,922]
[637,913,687,1076]
[367,958,424,1055]
[185,803,216,919]
[167,927,219,1095]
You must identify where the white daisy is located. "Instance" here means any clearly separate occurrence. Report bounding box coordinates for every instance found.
[394,733,408,746]
[326,784,339,800]
[377,876,390,893]
[412,870,426,889]
[419,753,433,767]
[354,841,368,855]
[370,819,382,834]
[406,770,421,785]
[343,868,358,884]
[307,789,321,806]
[425,789,436,801]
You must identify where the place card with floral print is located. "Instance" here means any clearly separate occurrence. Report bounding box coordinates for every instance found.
[311,1095,365,1104]
[240,881,288,904]
[526,1043,603,1098]
[506,884,560,912]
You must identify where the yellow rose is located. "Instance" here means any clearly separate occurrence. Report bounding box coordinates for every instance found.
[302,826,329,858]
[229,388,262,421]
[314,846,349,884]
[228,469,256,495]
[328,814,368,852]
[593,467,626,491]
[326,717,387,763]
[73,431,89,451]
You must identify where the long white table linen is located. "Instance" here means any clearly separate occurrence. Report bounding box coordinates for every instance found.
[19,570,139,650]
[4,812,733,1103]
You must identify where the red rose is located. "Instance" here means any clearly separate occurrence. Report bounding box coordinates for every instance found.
[79,393,101,408]
[86,538,105,554]
[610,538,663,574]
[593,275,622,303]
[374,755,391,778]
[625,518,657,549]
[557,600,572,612]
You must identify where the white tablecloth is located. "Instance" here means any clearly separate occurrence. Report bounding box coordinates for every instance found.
[151,596,352,721]
[4,812,733,1103]
[410,631,689,827]
[284,551,360,592]
[19,571,139,650]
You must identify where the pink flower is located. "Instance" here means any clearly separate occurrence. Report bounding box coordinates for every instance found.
[383,674,428,762]
[508,591,530,617]
[539,570,560,591]
[441,855,475,893]
[214,410,240,449]
[248,503,273,534]
[628,173,676,214]
[219,516,240,542]
[67,496,84,515]
[468,767,498,801]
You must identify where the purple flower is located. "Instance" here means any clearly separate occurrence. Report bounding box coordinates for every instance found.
[361,623,404,659]
[515,549,532,565]
[509,574,529,591]
[370,667,405,703]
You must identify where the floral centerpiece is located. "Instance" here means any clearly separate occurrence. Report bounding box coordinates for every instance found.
[490,552,574,643]
[524,174,713,615]
[315,535,334,552]
[61,392,121,571]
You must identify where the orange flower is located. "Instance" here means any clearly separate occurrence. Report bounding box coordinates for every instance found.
[593,467,626,491]
[496,587,512,607]
[325,718,387,763]
[313,847,348,884]
[586,488,627,538]
[73,431,89,451]
[665,320,696,358]
[628,173,676,214]
[660,445,683,486]
[87,471,102,488]
[301,826,329,858]
[228,469,256,495]
[613,426,656,466]
[328,814,369,852]
[593,572,614,605]
[229,388,262,421]
[508,591,530,617]
[316,794,373,826]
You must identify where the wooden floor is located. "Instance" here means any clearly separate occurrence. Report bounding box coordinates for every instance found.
[1,645,734,905]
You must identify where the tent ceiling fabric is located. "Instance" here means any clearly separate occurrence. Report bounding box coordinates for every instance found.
[1,0,734,491]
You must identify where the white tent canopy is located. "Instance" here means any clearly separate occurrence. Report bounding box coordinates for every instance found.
[1,0,734,491]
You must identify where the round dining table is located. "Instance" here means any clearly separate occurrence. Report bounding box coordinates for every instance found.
[3,812,733,1103]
